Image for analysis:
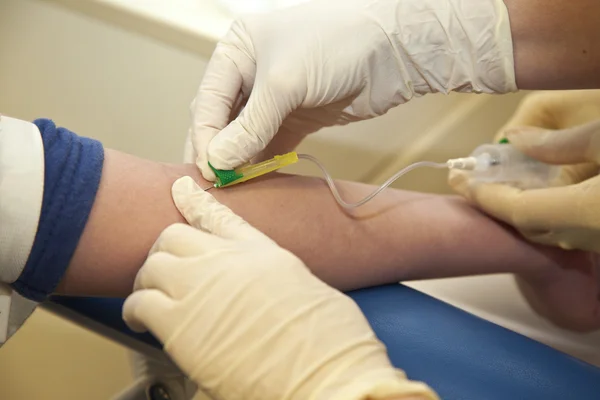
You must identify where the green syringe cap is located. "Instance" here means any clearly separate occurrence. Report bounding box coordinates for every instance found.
[498,137,510,144]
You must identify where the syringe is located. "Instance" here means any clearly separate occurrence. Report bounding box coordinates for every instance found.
[208,143,560,210]
[447,143,560,188]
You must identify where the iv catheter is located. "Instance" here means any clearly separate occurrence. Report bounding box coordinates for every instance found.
[297,154,447,209]
[208,141,560,210]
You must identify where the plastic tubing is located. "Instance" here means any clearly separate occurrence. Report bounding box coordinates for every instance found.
[297,154,447,210]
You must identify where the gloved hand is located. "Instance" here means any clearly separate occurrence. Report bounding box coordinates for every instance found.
[449,90,600,253]
[449,90,600,332]
[123,176,437,400]
[190,0,517,181]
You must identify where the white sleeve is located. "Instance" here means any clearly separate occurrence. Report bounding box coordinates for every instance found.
[0,115,45,344]
[0,115,44,283]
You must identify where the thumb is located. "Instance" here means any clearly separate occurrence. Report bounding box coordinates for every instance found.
[172,176,274,243]
[505,120,600,165]
[123,289,175,339]
[208,80,300,170]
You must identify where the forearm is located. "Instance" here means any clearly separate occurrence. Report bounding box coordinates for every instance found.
[505,0,600,89]
[60,148,575,297]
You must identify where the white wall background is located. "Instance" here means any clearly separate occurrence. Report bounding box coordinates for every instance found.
[0,0,205,164]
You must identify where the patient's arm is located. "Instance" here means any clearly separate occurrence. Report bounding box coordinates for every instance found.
[58,148,584,298]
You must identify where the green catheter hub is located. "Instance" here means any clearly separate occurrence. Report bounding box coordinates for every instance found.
[209,152,299,188]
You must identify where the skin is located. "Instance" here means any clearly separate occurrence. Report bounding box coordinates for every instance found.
[505,0,600,89]
[56,149,599,333]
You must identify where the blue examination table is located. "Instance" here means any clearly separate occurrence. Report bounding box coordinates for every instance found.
[47,284,600,399]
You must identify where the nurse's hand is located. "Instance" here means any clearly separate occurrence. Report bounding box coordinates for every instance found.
[123,177,437,400]
[449,90,600,332]
[190,0,516,181]
[449,90,600,253]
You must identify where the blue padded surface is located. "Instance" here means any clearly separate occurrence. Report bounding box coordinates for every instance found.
[48,296,162,349]
[48,285,600,399]
[351,285,600,399]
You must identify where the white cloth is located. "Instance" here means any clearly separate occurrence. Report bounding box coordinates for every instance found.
[0,115,44,344]
[0,116,44,283]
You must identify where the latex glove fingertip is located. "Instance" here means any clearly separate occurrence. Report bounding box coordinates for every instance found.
[172,176,203,197]
[122,292,150,333]
[171,176,226,231]
[197,157,217,181]
[447,169,474,201]
[123,290,175,338]
[207,120,263,170]
[173,175,269,240]
[172,176,216,210]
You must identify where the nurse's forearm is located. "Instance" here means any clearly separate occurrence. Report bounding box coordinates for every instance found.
[505,0,600,89]
[59,149,580,297]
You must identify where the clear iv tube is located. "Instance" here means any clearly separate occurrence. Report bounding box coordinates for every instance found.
[297,154,447,210]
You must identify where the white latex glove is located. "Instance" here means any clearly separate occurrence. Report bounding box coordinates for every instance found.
[190,0,517,180]
[449,90,600,253]
[123,176,437,400]
[448,91,600,332]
